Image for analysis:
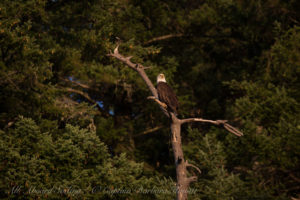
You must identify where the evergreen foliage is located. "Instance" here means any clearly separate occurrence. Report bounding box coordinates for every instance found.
[0,0,299,199]
[0,117,174,199]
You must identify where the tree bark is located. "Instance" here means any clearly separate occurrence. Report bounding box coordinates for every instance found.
[170,113,189,200]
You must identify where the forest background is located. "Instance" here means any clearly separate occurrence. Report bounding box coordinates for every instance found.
[0,0,299,199]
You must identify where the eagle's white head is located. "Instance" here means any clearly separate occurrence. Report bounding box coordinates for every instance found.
[157,73,166,83]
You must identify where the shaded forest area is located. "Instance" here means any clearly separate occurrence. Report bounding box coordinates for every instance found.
[0,0,299,199]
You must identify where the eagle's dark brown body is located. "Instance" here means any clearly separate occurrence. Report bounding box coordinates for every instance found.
[157,82,179,114]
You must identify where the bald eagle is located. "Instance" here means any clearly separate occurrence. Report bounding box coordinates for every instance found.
[157,73,179,114]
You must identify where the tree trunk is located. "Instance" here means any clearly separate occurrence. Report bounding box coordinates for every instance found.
[171,114,188,200]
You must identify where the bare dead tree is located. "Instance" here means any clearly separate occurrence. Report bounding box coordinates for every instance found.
[107,45,243,200]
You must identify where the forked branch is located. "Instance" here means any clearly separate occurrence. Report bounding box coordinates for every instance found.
[146,92,243,137]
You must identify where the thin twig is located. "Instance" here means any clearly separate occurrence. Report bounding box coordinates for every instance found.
[63,87,97,105]
[223,123,243,137]
[60,77,92,90]
[186,160,202,175]
[134,125,164,137]
[144,33,184,45]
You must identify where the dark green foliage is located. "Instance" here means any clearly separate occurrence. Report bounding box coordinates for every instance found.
[0,0,299,199]
[0,117,174,199]
[184,129,249,200]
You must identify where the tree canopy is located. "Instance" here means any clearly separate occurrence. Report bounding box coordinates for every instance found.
[0,0,299,199]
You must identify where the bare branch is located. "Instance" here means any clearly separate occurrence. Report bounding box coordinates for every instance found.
[114,45,119,54]
[143,66,152,70]
[185,160,201,175]
[180,118,222,125]
[125,56,133,61]
[134,125,164,137]
[144,33,184,45]
[180,118,243,136]
[107,45,158,98]
[291,196,300,200]
[60,77,92,90]
[147,96,167,109]
[234,166,250,173]
[63,87,97,105]
[223,123,244,137]
[2,72,20,90]
[107,47,138,71]
[106,45,172,117]
[147,96,169,117]
[282,185,300,193]
[186,176,198,185]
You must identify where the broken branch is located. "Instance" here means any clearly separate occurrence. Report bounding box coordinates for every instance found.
[186,176,198,185]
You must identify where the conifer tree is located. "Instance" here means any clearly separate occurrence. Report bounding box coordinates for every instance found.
[0,0,299,199]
